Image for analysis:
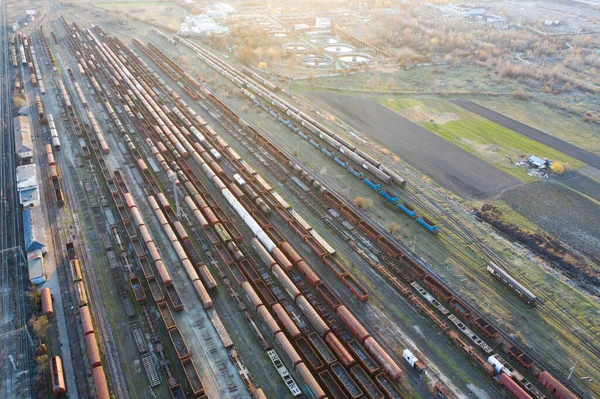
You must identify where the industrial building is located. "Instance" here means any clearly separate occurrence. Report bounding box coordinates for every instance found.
[23,206,47,254]
[15,129,33,163]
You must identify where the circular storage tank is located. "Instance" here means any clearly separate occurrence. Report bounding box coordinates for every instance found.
[338,52,373,65]
[302,55,333,67]
[323,44,355,54]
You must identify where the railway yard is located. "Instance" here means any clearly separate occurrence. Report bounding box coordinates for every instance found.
[1,2,600,399]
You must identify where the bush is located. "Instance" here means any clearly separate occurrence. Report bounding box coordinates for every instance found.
[387,222,400,233]
[551,162,565,174]
[512,88,531,100]
[354,196,373,209]
[257,61,267,70]
[13,97,25,108]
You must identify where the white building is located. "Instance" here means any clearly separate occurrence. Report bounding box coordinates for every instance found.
[180,15,229,36]
[315,17,331,29]
[16,163,40,207]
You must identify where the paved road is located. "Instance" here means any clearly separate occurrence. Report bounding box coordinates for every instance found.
[452,100,600,170]
[308,92,522,200]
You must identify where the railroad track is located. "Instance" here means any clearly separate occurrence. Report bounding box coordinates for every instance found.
[28,27,98,398]
[45,22,129,399]
[0,1,31,397]
[173,32,597,394]
[196,94,466,397]
[402,181,600,369]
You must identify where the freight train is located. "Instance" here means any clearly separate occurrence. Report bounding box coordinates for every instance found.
[66,242,110,399]
[36,95,46,124]
[46,144,64,207]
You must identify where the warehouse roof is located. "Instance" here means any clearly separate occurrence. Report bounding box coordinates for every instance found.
[16,164,37,190]
[23,206,46,253]
[15,131,33,155]
[14,115,30,136]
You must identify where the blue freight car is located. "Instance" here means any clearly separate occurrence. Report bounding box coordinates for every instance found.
[363,178,381,191]
[289,124,300,133]
[398,203,417,218]
[261,104,269,112]
[348,167,364,178]
[334,157,348,168]
[298,131,309,140]
[309,139,321,149]
[380,190,399,203]
[417,217,439,234]
[279,117,290,125]
[321,148,334,157]
[269,110,280,118]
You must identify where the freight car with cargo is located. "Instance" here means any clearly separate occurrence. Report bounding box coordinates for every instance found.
[64,242,110,399]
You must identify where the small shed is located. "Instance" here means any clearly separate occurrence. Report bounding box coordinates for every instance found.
[527,155,549,169]
[28,252,45,285]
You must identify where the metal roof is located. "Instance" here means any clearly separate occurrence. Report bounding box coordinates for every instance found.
[528,155,547,167]
[23,207,46,252]
[19,187,40,207]
[16,164,37,189]
[28,254,45,284]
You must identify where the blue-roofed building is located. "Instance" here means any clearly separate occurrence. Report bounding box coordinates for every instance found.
[23,206,46,254]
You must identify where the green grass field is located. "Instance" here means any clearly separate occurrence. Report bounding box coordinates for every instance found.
[471,97,600,155]
[379,96,585,182]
